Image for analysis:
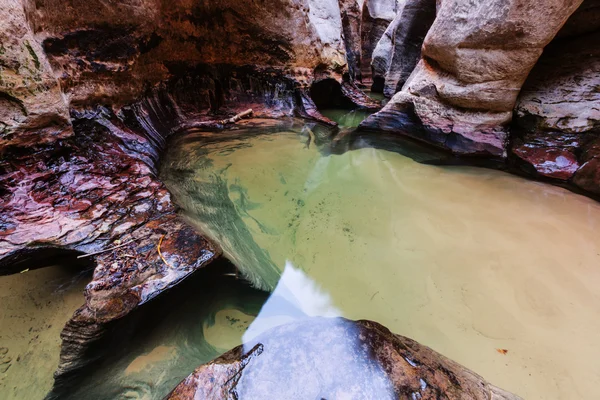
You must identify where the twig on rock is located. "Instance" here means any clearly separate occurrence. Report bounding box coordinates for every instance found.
[175,109,254,132]
[157,234,173,268]
[77,237,143,259]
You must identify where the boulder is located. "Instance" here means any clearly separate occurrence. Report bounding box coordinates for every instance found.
[167,318,522,400]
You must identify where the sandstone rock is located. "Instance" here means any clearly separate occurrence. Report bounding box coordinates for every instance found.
[166,318,522,400]
[380,0,436,97]
[515,31,600,135]
[0,104,220,380]
[363,0,584,157]
[511,29,599,186]
[0,0,70,149]
[338,0,364,81]
[359,0,399,85]
[370,11,401,92]
[556,0,600,38]
[22,0,350,108]
[511,132,582,181]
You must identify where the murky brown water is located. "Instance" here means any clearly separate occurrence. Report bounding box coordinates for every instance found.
[162,125,600,400]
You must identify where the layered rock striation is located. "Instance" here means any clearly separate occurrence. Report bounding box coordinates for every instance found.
[0,0,599,395]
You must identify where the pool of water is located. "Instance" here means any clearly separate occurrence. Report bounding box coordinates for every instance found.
[0,265,89,400]
[160,120,600,400]
[48,261,269,400]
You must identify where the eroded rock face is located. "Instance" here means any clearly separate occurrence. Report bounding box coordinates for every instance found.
[0,103,220,380]
[376,0,436,97]
[511,28,599,187]
[363,0,584,157]
[360,0,399,86]
[515,32,600,135]
[21,0,350,108]
[0,0,71,148]
[166,318,521,400]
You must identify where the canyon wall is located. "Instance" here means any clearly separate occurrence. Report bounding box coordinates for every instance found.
[0,0,598,391]
[362,0,586,157]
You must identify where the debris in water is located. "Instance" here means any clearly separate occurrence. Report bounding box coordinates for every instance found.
[20,268,29,273]
[496,349,509,355]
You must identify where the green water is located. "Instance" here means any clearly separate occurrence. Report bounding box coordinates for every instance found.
[320,108,376,128]
[0,265,88,400]
[50,263,269,400]
[161,121,600,400]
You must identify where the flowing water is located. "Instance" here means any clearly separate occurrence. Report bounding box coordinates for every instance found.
[159,118,600,400]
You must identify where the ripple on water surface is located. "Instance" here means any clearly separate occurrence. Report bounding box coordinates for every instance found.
[160,124,600,400]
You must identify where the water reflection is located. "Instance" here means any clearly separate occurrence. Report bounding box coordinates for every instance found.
[320,108,376,129]
[49,261,269,400]
[243,261,340,342]
[237,318,395,399]
[161,122,600,399]
[236,263,395,398]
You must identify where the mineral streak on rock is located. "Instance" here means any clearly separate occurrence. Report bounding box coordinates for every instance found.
[0,0,599,394]
[166,318,522,400]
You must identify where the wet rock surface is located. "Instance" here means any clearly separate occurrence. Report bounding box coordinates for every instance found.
[0,106,220,382]
[512,29,600,189]
[167,318,521,400]
[0,0,377,383]
[1,0,600,395]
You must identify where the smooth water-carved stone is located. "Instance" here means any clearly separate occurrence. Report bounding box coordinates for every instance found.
[360,0,398,85]
[363,0,584,157]
[166,318,522,400]
[379,0,436,97]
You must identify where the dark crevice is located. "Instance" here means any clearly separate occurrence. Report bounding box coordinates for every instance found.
[309,79,356,110]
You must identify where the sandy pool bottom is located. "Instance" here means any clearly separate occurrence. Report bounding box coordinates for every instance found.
[0,266,88,399]
[162,130,600,400]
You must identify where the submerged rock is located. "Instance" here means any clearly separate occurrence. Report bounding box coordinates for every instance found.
[166,318,521,400]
